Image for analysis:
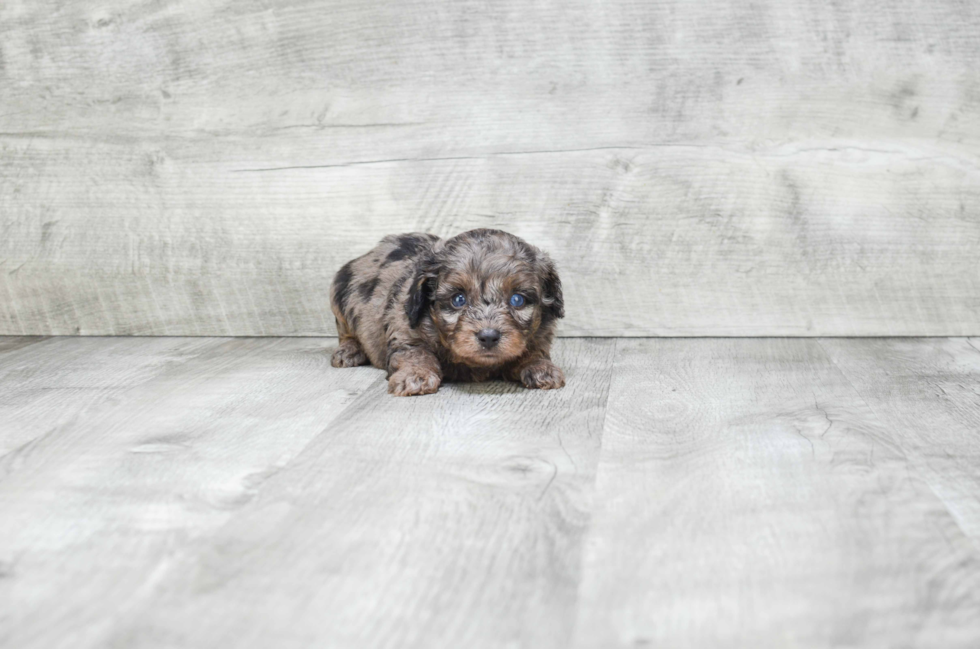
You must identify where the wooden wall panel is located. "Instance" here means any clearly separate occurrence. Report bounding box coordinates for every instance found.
[1,0,978,335]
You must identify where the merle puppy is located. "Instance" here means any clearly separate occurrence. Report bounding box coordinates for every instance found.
[330,229,565,396]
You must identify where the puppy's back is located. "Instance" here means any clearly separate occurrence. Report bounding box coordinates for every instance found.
[330,232,440,368]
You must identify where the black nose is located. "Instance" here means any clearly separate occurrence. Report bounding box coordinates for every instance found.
[476,328,501,348]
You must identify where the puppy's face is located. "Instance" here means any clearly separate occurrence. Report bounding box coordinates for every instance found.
[407,230,563,368]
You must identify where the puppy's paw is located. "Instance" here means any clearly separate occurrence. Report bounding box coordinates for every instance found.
[388,366,441,396]
[520,361,566,390]
[331,340,368,368]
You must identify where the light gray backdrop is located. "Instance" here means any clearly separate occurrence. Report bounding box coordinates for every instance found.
[1,0,978,336]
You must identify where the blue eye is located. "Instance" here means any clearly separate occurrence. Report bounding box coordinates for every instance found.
[451,293,467,308]
[509,293,525,308]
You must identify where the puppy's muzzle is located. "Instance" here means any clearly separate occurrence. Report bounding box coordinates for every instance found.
[476,328,501,349]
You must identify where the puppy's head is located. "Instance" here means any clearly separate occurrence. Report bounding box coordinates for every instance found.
[406,229,563,367]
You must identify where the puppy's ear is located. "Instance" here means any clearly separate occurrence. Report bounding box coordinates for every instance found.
[539,255,564,320]
[406,253,438,328]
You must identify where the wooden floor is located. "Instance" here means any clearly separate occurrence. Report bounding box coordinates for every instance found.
[1,337,979,648]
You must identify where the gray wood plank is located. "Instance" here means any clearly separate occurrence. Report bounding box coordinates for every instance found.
[2,139,977,337]
[101,339,616,649]
[3,337,980,647]
[2,0,980,336]
[0,337,220,471]
[0,337,46,356]
[574,339,980,648]
[0,337,378,649]
[821,337,980,548]
[5,2,977,147]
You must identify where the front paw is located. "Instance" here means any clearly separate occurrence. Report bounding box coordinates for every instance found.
[388,367,441,396]
[520,361,565,390]
[331,340,367,368]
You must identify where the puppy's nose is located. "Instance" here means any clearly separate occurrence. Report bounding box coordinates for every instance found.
[476,328,501,348]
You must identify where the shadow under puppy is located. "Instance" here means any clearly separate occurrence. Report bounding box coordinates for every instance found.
[330,229,565,396]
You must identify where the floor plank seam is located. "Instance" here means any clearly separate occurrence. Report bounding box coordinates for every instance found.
[815,339,980,559]
[566,338,621,647]
[965,338,980,357]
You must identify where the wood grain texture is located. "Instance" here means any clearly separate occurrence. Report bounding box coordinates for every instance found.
[0,337,45,355]
[105,339,616,649]
[574,338,980,648]
[2,337,980,647]
[0,336,220,474]
[0,337,378,649]
[820,337,980,548]
[2,0,979,336]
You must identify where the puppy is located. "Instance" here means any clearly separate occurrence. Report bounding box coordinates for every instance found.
[330,229,565,396]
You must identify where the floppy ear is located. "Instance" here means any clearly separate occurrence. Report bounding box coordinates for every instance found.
[539,255,564,320]
[405,254,438,328]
